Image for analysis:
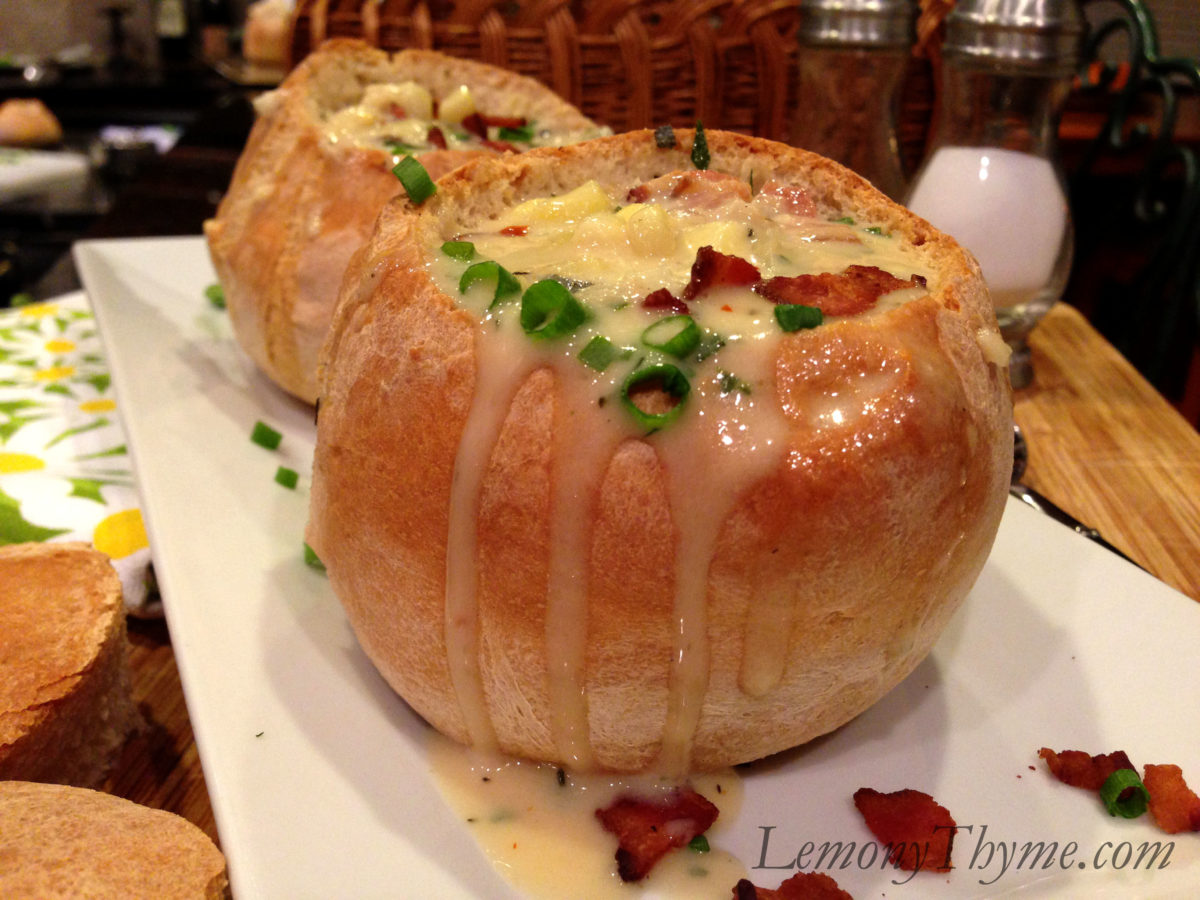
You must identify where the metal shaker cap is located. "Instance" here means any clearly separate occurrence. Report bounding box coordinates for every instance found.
[797,0,917,49]
[945,0,1085,74]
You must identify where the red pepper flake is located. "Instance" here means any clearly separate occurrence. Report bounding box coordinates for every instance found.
[852,788,956,873]
[722,304,733,312]
[755,265,919,318]
[426,125,447,150]
[1039,748,1136,792]
[595,788,718,882]
[642,287,689,314]
[683,245,761,300]
[1142,764,1200,834]
[733,872,855,899]
[499,225,529,237]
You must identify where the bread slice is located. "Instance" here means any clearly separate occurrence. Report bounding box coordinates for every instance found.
[204,37,602,404]
[1,542,139,787]
[0,781,228,899]
[308,129,1013,773]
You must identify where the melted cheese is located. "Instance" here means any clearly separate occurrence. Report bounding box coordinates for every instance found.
[430,178,935,775]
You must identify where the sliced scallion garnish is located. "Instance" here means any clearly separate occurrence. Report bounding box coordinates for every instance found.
[694,331,726,362]
[688,835,710,853]
[275,466,299,489]
[520,279,588,341]
[303,542,326,571]
[641,314,701,358]
[578,335,628,372]
[775,304,823,333]
[459,260,521,306]
[691,121,710,170]
[251,420,282,450]
[620,363,690,431]
[204,283,226,309]
[1100,769,1151,818]
[498,123,535,143]
[392,155,436,204]
[442,240,475,261]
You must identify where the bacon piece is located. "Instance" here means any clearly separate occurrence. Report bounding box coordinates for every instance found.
[626,170,752,208]
[461,112,488,140]
[852,788,956,873]
[643,287,689,314]
[733,872,855,899]
[479,113,528,129]
[1038,748,1136,792]
[754,180,818,218]
[595,788,719,882]
[481,138,520,154]
[683,246,761,300]
[388,103,408,120]
[426,125,447,150]
[1143,764,1200,834]
[499,224,529,237]
[755,265,919,318]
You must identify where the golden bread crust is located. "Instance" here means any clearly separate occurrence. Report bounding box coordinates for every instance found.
[0,542,139,786]
[308,130,1013,772]
[205,38,597,404]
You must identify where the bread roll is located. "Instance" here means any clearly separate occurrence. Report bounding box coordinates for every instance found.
[0,781,228,899]
[1,542,139,787]
[307,130,1013,774]
[204,38,602,404]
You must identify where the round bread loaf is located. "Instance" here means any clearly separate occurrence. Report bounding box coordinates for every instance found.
[1,542,139,786]
[0,781,228,899]
[307,130,1013,774]
[204,38,601,404]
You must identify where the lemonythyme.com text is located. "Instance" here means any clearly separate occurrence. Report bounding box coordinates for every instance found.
[755,824,1177,887]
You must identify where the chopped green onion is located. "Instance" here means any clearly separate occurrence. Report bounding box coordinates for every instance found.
[303,542,326,571]
[641,314,701,358]
[578,335,628,371]
[864,225,886,236]
[620,363,690,431]
[392,155,437,204]
[274,466,299,489]
[520,279,588,341]
[834,215,855,225]
[688,835,710,853]
[775,304,823,333]
[1100,769,1150,818]
[250,420,282,450]
[387,141,418,155]
[654,124,677,149]
[718,371,752,394]
[204,283,226,309]
[694,331,726,362]
[459,260,521,306]
[691,120,710,170]
[498,123,535,143]
[441,240,476,261]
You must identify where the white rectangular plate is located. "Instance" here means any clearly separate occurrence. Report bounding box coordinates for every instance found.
[76,236,1200,899]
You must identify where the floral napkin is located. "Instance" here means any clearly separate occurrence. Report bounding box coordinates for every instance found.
[0,292,158,616]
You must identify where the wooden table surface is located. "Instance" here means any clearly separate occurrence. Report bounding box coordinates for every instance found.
[100,300,1200,855]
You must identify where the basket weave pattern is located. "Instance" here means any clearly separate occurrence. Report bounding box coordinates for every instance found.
[289,0,934,171]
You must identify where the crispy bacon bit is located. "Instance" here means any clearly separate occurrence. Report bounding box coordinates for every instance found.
[479,114,528,129]
[1038,748,1136,792]
[426,125,447,150]
[595,788,719,882]
[733,872,855,899]
[1143,764,1200,834]
[389,103,408,120]
[852,788,956,873]
[683,246,761,300]
[754,180,818,218]
[461,112,488,140]
[482,139,521,154]
[643,287,689,314]
[499,225,529,237]
[625,170,752,208]
[755,265,919,318]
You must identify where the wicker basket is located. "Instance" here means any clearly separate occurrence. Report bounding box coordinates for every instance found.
[287,0,935,173]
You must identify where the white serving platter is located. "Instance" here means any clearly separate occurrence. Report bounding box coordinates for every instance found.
[75,236,1200,899]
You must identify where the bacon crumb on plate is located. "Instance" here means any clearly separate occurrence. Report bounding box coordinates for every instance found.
[852,788,956,873]
[1142,764,1200,834]
[643,287,689,314]
[733,872,854,899]
[1038,747,1136,791]
[755,265,919,318]
[683,246,762,300]
[595,787,718,882]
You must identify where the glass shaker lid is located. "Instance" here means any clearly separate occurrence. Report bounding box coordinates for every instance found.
[797,0,917,49]
[945,0,1086,73]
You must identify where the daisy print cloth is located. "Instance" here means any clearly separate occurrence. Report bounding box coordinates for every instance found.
[0,292,158,616]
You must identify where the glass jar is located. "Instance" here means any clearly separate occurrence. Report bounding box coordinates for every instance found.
[905,0,1084,388]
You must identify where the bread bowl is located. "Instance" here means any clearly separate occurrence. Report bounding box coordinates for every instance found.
[1,541,139,786]
[204,38,602,404]
[307,129,1013,774]
[0,781,228,899]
